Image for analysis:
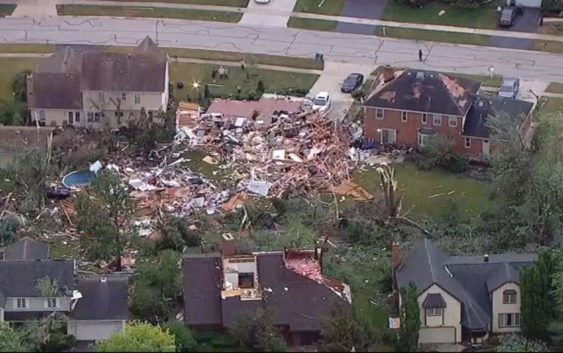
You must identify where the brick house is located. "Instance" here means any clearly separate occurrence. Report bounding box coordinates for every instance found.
[363,68,534,160]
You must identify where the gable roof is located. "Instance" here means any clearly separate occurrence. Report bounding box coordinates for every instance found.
[396,239,536,332]
[486,263,520,292]
[3,238,50,261]
[182,252,348,332]
[463,94,534,138]
[27,72,83,110]
[364,69,481,116]
[0,260,75,297]
[71,276,129,320]
[423,293,446,308]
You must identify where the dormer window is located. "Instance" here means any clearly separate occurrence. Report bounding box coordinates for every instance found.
[503,289,517,304]
[422,293,446,320]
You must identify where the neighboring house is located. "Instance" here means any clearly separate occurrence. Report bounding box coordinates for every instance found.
[0,238,129,342]
[67,276,129,341]
[183,235,351,345]
[392,239,537,347]
[27,36,169,128]
[363,68,534,160]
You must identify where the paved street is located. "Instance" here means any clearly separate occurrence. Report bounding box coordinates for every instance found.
[0,16,562,83]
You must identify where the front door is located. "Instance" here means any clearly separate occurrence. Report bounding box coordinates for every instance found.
[483,139,490,156]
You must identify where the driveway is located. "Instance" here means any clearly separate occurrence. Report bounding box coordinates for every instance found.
[335,0,388,33]
[240,0,297,27]
[502,8,540,33]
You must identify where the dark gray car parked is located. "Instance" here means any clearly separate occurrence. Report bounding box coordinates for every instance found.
[341,73,364,93]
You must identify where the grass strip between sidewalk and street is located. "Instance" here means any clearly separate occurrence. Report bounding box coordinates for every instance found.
[97,0,249,6]
[0,4,16,17]
[293,0,345,16]
[546,83,563,94]
[56,4,242,22]
[374,27,489,46]
[287,17,338,31]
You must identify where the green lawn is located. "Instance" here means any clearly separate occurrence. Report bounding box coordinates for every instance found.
[49,239,81,260]
[374,26,489,46]
[287,17,337,31]
[382,2,498,29]
[546,83,563,94]
[98,0,249,6]
[293,0,345,15]
[533,39,563,54]
[56,5,242,22]
[0,4,16,17]
[0,58,40,102]
[538,97,563,115]
[353,162,492,220]
[169,62,319,100]
[447,72,503,88]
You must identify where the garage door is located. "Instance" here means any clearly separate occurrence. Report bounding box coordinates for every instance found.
[419,327,456,344]
[508,0,542,8]
[68,321,124,341]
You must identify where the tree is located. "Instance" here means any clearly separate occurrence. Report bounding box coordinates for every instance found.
[77,170,134,271]
[162,322,197,352]
[96,323,175,352]
[319,304,379,352]
[521,251,555,341]
[231,309,287,352]
[256,80,265,94]
[11,70,31,102]
[34,277,60,298]
[0,323,28,352]
[0,215,21,248]
[155,216,201,253]
[496,334,549,352]
[130,250,182,323]
[397,283,420,352]
[14,147,51,212]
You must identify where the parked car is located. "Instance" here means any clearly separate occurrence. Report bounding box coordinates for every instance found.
[312,91,331,112]
[498,6,522,27]
[341,73,364,93]
[498,77,520,98]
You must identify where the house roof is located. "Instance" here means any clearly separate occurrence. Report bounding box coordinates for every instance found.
[182,252,348,332]
[71,276,129,321]
[364,69,481,116]
[27,72,83,109]
[396,239,536,332]
[463,94,534,138]
[486,263,520,292]
[3,237,50,261]
[422,293,446,308]
[0,260,75,297]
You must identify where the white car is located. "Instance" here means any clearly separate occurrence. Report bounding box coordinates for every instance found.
[312,91,331,112]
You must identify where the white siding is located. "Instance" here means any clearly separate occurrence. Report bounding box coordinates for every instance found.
[162,60,169,111]
[506,0,541,8]
[68,320,126,341]
[5,297,71,312]
[492,282,521,333]
[0,307,4,322]
[417,284,462,344]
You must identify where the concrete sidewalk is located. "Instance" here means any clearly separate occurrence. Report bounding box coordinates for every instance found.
[9,0,57,18]
[57,0,245,13]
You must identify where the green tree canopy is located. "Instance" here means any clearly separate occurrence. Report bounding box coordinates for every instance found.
[496,334,549,352]
[161,321,197,352]
[397,283,420,352]
[0,323,28,352]
[96,322,176,352]
[231,309,287,352]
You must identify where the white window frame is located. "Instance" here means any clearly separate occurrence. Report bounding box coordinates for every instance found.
[503,290,517,304]
[426,308,442,317]
[418,133,431,147]
[401,111,408,123]
[465,137,471,149]
[499,313,520,328]
[381,129,397,144]
[75,111,81,123]
[448,116,457,127]
[375,108,384,120]
[121,92,127,101]
[67,111,73,125]
[39,110,46,122]
[16,298,27,309]
[46,298,57,309]
[433,114,442,126]
[422,113,428,125]
[134,93,141,104]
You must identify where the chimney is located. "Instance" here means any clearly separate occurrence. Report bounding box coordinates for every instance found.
[382,66,395,83]
[391,241,401,307]
[484,254,489,263]
[100,276,107,283]
[220,233,236,257]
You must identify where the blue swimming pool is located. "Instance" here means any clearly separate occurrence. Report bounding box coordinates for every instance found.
[62,170,96,188]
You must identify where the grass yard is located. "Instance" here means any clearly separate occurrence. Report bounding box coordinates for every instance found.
[98,0,249,6]
[447,72,503,88]
[382,1,498,29]
[0,43,56,53]
[0,4,16,17]
[56,5,242,22]
[538,97,563,115]
[49,239,81,260]
[353,162,492,220]
[533,39,563,54]
[374,27,489,46]
[0,58,40,102]
[538,22,563,35]
[287,17,338,31]
[169,62,319,100]
[546,83,563,94]
[293,0,345,15]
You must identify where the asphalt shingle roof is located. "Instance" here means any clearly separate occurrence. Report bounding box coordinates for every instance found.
[3,238,50,261]
[0,260,75,297]
[71,276,129,320]
[423,293,446,308]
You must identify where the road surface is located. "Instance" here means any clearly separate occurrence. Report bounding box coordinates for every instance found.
[0,16,562,83]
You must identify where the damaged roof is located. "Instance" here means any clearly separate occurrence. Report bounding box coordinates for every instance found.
[463,93,534,138]
[396,238,536,332]
[182,252,348,332]
[364,69,481,116]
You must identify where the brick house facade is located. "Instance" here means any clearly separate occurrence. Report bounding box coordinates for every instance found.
[363,68,534,160]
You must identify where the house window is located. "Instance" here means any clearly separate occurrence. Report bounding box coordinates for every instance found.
[418,133,431,147]
[422,113,428,125]
[238,273,254,289]
[503,289,517,304]
[94,112,101,123]
[465,137,471,149]
[376,109,384,120]
[380,129,397,144]
[68,111,73,124]
[16,298,27,309]
[46,298,57,308]
[121,92,127,101]
[98,92,104,102]
[401,111,408,123]
[448,116,457,127]
[134,94,141,104]
[75,112,80,123]
[499,313,520,328]
[39,110,46,122]
[426,308,443,317]
[433,114,442,126]
[87,112,94,122]
[115,111,124,118]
